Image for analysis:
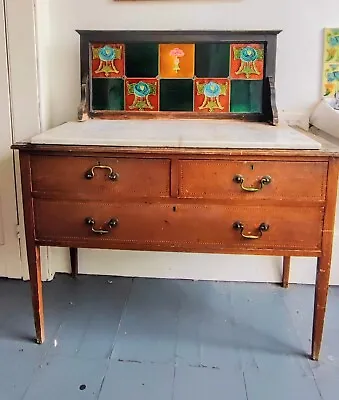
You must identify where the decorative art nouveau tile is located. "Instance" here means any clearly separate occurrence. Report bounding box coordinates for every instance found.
[159,44,195,79]
[230,44,264,80]
[125,78,159,112]
[91,44,125,78]
[194,79,230,113]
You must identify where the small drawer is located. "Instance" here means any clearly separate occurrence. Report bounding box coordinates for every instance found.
[179,160,327,201]
[30,155,170,200]
[34,200,323,251]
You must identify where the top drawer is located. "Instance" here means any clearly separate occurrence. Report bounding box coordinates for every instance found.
[179,160,327,201]
[30,155,171,200]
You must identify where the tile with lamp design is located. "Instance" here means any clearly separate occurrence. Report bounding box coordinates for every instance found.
[159,43,195,78]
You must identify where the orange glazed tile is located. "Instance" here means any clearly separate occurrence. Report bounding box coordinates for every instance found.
[159,44,195,78]
[194,79,230,113]
[230,44,264,80]
[125,78,159,112]
[92,44,125,78]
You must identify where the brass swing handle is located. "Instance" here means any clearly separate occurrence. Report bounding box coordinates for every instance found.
[233,221,269,239]
[85,165,119,181]
[233,174,271,192]
[85,217,119,235]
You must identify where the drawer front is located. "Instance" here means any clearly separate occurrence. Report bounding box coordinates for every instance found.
[34,200,323,251]
[30,155,170,199]
[179,160,327,201]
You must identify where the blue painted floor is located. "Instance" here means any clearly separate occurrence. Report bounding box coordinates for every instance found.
[0,274,338,400]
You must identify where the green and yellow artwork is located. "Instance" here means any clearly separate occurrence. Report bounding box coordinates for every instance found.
[323,28,339,97]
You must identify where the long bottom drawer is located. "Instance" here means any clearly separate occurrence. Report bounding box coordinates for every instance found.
[34,200,324,250]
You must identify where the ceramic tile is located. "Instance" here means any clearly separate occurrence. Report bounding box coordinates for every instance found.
[230,44,264,80]
[125,43,159,78]
[91,44,125,78]
[125,78,159,112]
[194,78,230,113]
[159,44,195,79]
[230,80,263,113]
[195,43,230,78]
[89,40,270,115]
[92,78,124,111]
[159,79,193,111]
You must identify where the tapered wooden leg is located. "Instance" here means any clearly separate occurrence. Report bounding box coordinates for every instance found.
[282,256,291,288]
[70,248,78,278]
[19,153,45,344]
[311,159,339,360]
[311,256,331,360]
[27,245,45,344]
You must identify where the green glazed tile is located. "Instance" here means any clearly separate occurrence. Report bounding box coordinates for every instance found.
[195,43,230,78]
[92,78,124,111]
[125,43,159,78]
[160,79,193,111]
[230,80,263,113]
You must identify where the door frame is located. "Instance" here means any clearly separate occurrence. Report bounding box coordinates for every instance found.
[4,0,52,280]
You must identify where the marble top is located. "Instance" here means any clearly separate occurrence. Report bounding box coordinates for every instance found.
[29,119,322,150]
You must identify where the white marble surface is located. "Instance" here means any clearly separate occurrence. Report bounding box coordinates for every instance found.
[29,119,322,149]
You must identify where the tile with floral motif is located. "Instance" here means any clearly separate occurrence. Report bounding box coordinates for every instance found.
[159,44,195,78]
[91,44,125,78]
[230,44,264,80]
[125,78,159,112]
[194,79,230,113]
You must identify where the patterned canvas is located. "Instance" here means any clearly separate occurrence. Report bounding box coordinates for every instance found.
[322,28,339,98]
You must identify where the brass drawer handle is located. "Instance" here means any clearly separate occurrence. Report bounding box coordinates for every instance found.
[85,217,118,235]
[233,221,269,239]
[85,165,119,181]
[233,174,271,192]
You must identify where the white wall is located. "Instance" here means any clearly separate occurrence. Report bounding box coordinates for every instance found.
[32,0,339,284]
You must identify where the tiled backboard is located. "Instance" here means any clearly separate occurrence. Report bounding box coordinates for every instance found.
[322,28,339,98]
[90,42,265,114]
